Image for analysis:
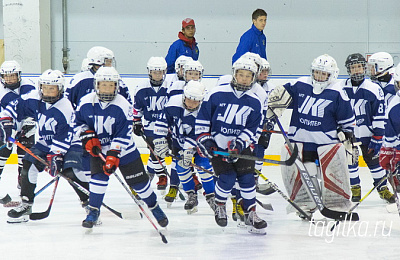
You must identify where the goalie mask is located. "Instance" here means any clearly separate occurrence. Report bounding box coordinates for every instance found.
[1,60,22,90]
[310,54,339,94]
[394,63,400,94]
[39,69,64,104]
[367,52,394,82]
[231,57,258,91]
[183,60,204,82]
[147,57,167,86]
[258,58,271,85]
[86,46,115,68]
[183,80,206,112]
[94,66,120,102]
[345,53,366,82]
[175,55,193,80]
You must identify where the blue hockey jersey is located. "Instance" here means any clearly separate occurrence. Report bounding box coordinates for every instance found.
[195,83,263,150]
[283,77,356,152]
[0,78,36,111]
[1,90,73,154]
[341,78,385,145]
[383,94,400,149]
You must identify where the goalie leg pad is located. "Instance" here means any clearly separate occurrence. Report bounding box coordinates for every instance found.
[317,143,352,211]
[281,143,316,213]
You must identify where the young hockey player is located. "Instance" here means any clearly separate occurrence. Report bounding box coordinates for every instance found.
[133,57,170,191]
[380,63,400,190]
[266,54,356,218]
[0,69,89,223]
[342,53,394,203]
[0,60,36,205]
[154,80,215,213]
[75,66,168,228]
[195,58,267,234]
[167,55,193,84]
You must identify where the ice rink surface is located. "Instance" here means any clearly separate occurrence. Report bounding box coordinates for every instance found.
[0,164,399,260]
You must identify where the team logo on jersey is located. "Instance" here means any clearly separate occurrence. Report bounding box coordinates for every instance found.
[216,104,253,125]
[350,99,368,116]
[94,115,115,135]
[298,96,332,118]
[147,96,167,112]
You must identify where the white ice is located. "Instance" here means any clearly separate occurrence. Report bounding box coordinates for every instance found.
[0,164,399,260]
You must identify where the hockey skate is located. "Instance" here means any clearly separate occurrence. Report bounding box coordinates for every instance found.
[157,175,168,194]
[351,184,361,202]
[184,192,198,214]
[231,198,245,226]
[82,201,102,226]
[1,192,21,208]
[378,186,396,204]
[82,206,100,228]
[164,185,178,208]
[205,193,216,212]
[192,174,203,191]
[7,200,32,223]
[244,207,267,235]
[214,202,228,227]
[150,203,169,227]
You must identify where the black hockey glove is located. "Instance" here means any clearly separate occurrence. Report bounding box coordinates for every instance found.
[133,118,144,136]
[197,133,217,159]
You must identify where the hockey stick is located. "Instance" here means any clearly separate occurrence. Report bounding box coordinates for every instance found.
[274,117,359,221]
[8,137,123,219]
[258,172,313,221]
[30,175,60,220]
[166,152,214,175]
[35,175,59,197]
[255,198,274,211]
[330,173,390,231]
[98,153,168,244]
[213,145,298,166]
[387,165,400,216]
[141,134,185,201]
[254,169,276,196]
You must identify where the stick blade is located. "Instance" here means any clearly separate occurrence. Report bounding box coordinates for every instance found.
[321,207,359,221]
[29,210,51,220]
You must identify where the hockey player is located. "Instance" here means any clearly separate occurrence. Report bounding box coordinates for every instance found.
[266,54,356,218]
[195,58,267,234]
[167,55,193,84]
[342,53,394,203]
[380,63,400,191]
[133,57,171,191]
[367,52,396,109]
[75,66,168,228]
[154,80,215,213]
[0,61,36,205]
[1,69,89,223]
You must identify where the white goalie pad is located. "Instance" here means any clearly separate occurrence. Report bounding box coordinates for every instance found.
[281,143,316,214]
[317,143,352,211]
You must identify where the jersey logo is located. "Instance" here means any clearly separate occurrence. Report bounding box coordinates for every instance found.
[95,115,115,135]
[216,104,253,125]
[147,96,167,112]
[298,96,332,118]
[350,99,367,116]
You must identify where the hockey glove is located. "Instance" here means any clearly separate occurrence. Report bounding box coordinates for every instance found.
[225,139,244,163]
[133,118,144,136]
[258,119,275,149]
[17,117,36,148]
[368,135,383,157]
[153,137,169,158]
[47,153,64,177]
[266,85,292,119]
[392,150,400,171]
[337,130,360,165]
[178,149,195,168]
[0,117,14,149]
[103,150,120,176]
[379,146,395,171]
[197,133,217,159]
[80,130,101,157]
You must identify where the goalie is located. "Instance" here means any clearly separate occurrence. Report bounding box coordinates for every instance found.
[266,54,357,219]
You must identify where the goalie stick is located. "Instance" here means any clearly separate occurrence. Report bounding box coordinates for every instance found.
[274,117,359,221]
[98,153,168,244]
[213,144,298,166]
[8,137,123,220]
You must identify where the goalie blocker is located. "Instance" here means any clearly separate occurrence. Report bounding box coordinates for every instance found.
[282,142,354,217]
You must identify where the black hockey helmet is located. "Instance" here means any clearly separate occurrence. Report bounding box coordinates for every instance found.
[345,53,366,82]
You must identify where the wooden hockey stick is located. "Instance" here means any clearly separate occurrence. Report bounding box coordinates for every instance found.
[98,153,168,244]
[274,117,359,221]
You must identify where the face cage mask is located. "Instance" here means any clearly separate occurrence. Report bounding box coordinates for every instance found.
[346,62,366,82]
[1,73,21,90]
[182,96,200,112]
[149,71,165,87]
[231,74,254,92]
[41,91,62,104]
[98,92,116,102]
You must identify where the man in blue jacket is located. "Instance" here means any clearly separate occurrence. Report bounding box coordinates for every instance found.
[232,9,267,64]
[165,18,199,74]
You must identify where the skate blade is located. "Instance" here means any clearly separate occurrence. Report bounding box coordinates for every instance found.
[7,215,29,224]
[167,202,173,208]
[159,190,166,196]
[237,221,247,228]
[186,207,198,215]
[3,201,21,208]
[247,226,266,235]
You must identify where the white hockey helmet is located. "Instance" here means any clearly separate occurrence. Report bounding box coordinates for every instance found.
[86,46,115,67]
[258,58,271,84]
[94,66,120,102]
[367,52,394,81]
[310,54,339,94]
[0,60,22,90]
[81,58,92,72]
[183,60,204,82]
[39,69,64,104]
[231,57,258,91]
[241,52,262,68]
[183,80,206,112]
[175,55,193,73]
[147,57,167,86]
[394,62,400,93]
